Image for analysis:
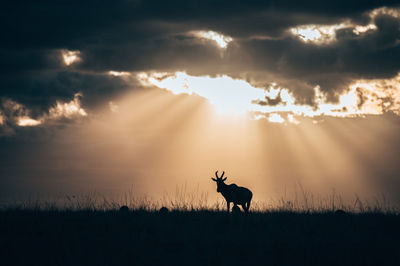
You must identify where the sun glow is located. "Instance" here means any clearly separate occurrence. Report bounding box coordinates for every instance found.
[138,72,265,115]
[138,72,400,123]
[268,113,285,123]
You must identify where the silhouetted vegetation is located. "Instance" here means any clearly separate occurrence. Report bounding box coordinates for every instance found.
[1,208,399,266]
[1,187,400,266]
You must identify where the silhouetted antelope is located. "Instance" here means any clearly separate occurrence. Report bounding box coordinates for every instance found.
[211,171,253,213]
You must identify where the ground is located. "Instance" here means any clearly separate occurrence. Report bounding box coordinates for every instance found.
[0,210,399,266]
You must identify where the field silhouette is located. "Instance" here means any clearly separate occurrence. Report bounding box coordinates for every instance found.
[1,189,400,266]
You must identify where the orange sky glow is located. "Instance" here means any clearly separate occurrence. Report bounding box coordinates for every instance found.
[2,4,400,210]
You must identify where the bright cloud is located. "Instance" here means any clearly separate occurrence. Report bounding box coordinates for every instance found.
[0,99,41,127]
[353,24,377,35]
[0,93,88,129]
[369,7,400,18]
[17,117,42,127]
[192,30,233,48]
[290,7,399,44]
[138,71,400,124]
[138,72,265,114]
[108,71,131,77]
[290,24,346,43]
[268,113,285,123]
[49,93,87,119]
[290,22,376,44]
[61,49,81,66]
[349,76,400,116]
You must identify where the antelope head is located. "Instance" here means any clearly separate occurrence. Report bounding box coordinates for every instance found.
[211,170,227,192]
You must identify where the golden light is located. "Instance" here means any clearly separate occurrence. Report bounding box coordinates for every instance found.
[108,71,131,77]
[290,24,345,44]
[290,22,378,44]
[138,72,400,123]
[369,7,400,18]
[49,93,87,119]
[61,49,81,66]
[6,93,88,128]
[290,7,400,45]
[287,114,300,125]
[268,113,285,123]
[353,24,377,35]
[192,30,233,48]
[8,72,398,207]
[348,75,400,115]
[138,72,265,115]
[108,101,119,113]
[4,7,400,210]
[17,117,42,126]
[291,26,322,42]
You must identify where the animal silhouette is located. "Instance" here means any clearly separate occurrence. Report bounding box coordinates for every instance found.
[211,171,253,213]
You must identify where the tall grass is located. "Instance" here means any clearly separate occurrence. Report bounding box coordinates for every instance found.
[1,183,399,213]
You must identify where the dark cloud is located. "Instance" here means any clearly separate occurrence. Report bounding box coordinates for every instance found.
[0,0,400,121]
[223,12,400,101]
[1,1,397,48]
[0,71,132,111]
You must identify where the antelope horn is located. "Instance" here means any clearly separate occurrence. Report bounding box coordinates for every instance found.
[221,171,225,178]
[215,171,219,179]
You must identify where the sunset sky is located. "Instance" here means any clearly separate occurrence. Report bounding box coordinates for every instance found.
[1,1,400,206]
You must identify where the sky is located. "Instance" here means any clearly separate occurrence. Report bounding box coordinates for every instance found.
[1,0,400,207]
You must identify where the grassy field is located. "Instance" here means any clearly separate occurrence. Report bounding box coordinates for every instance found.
[1,208,400,266]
